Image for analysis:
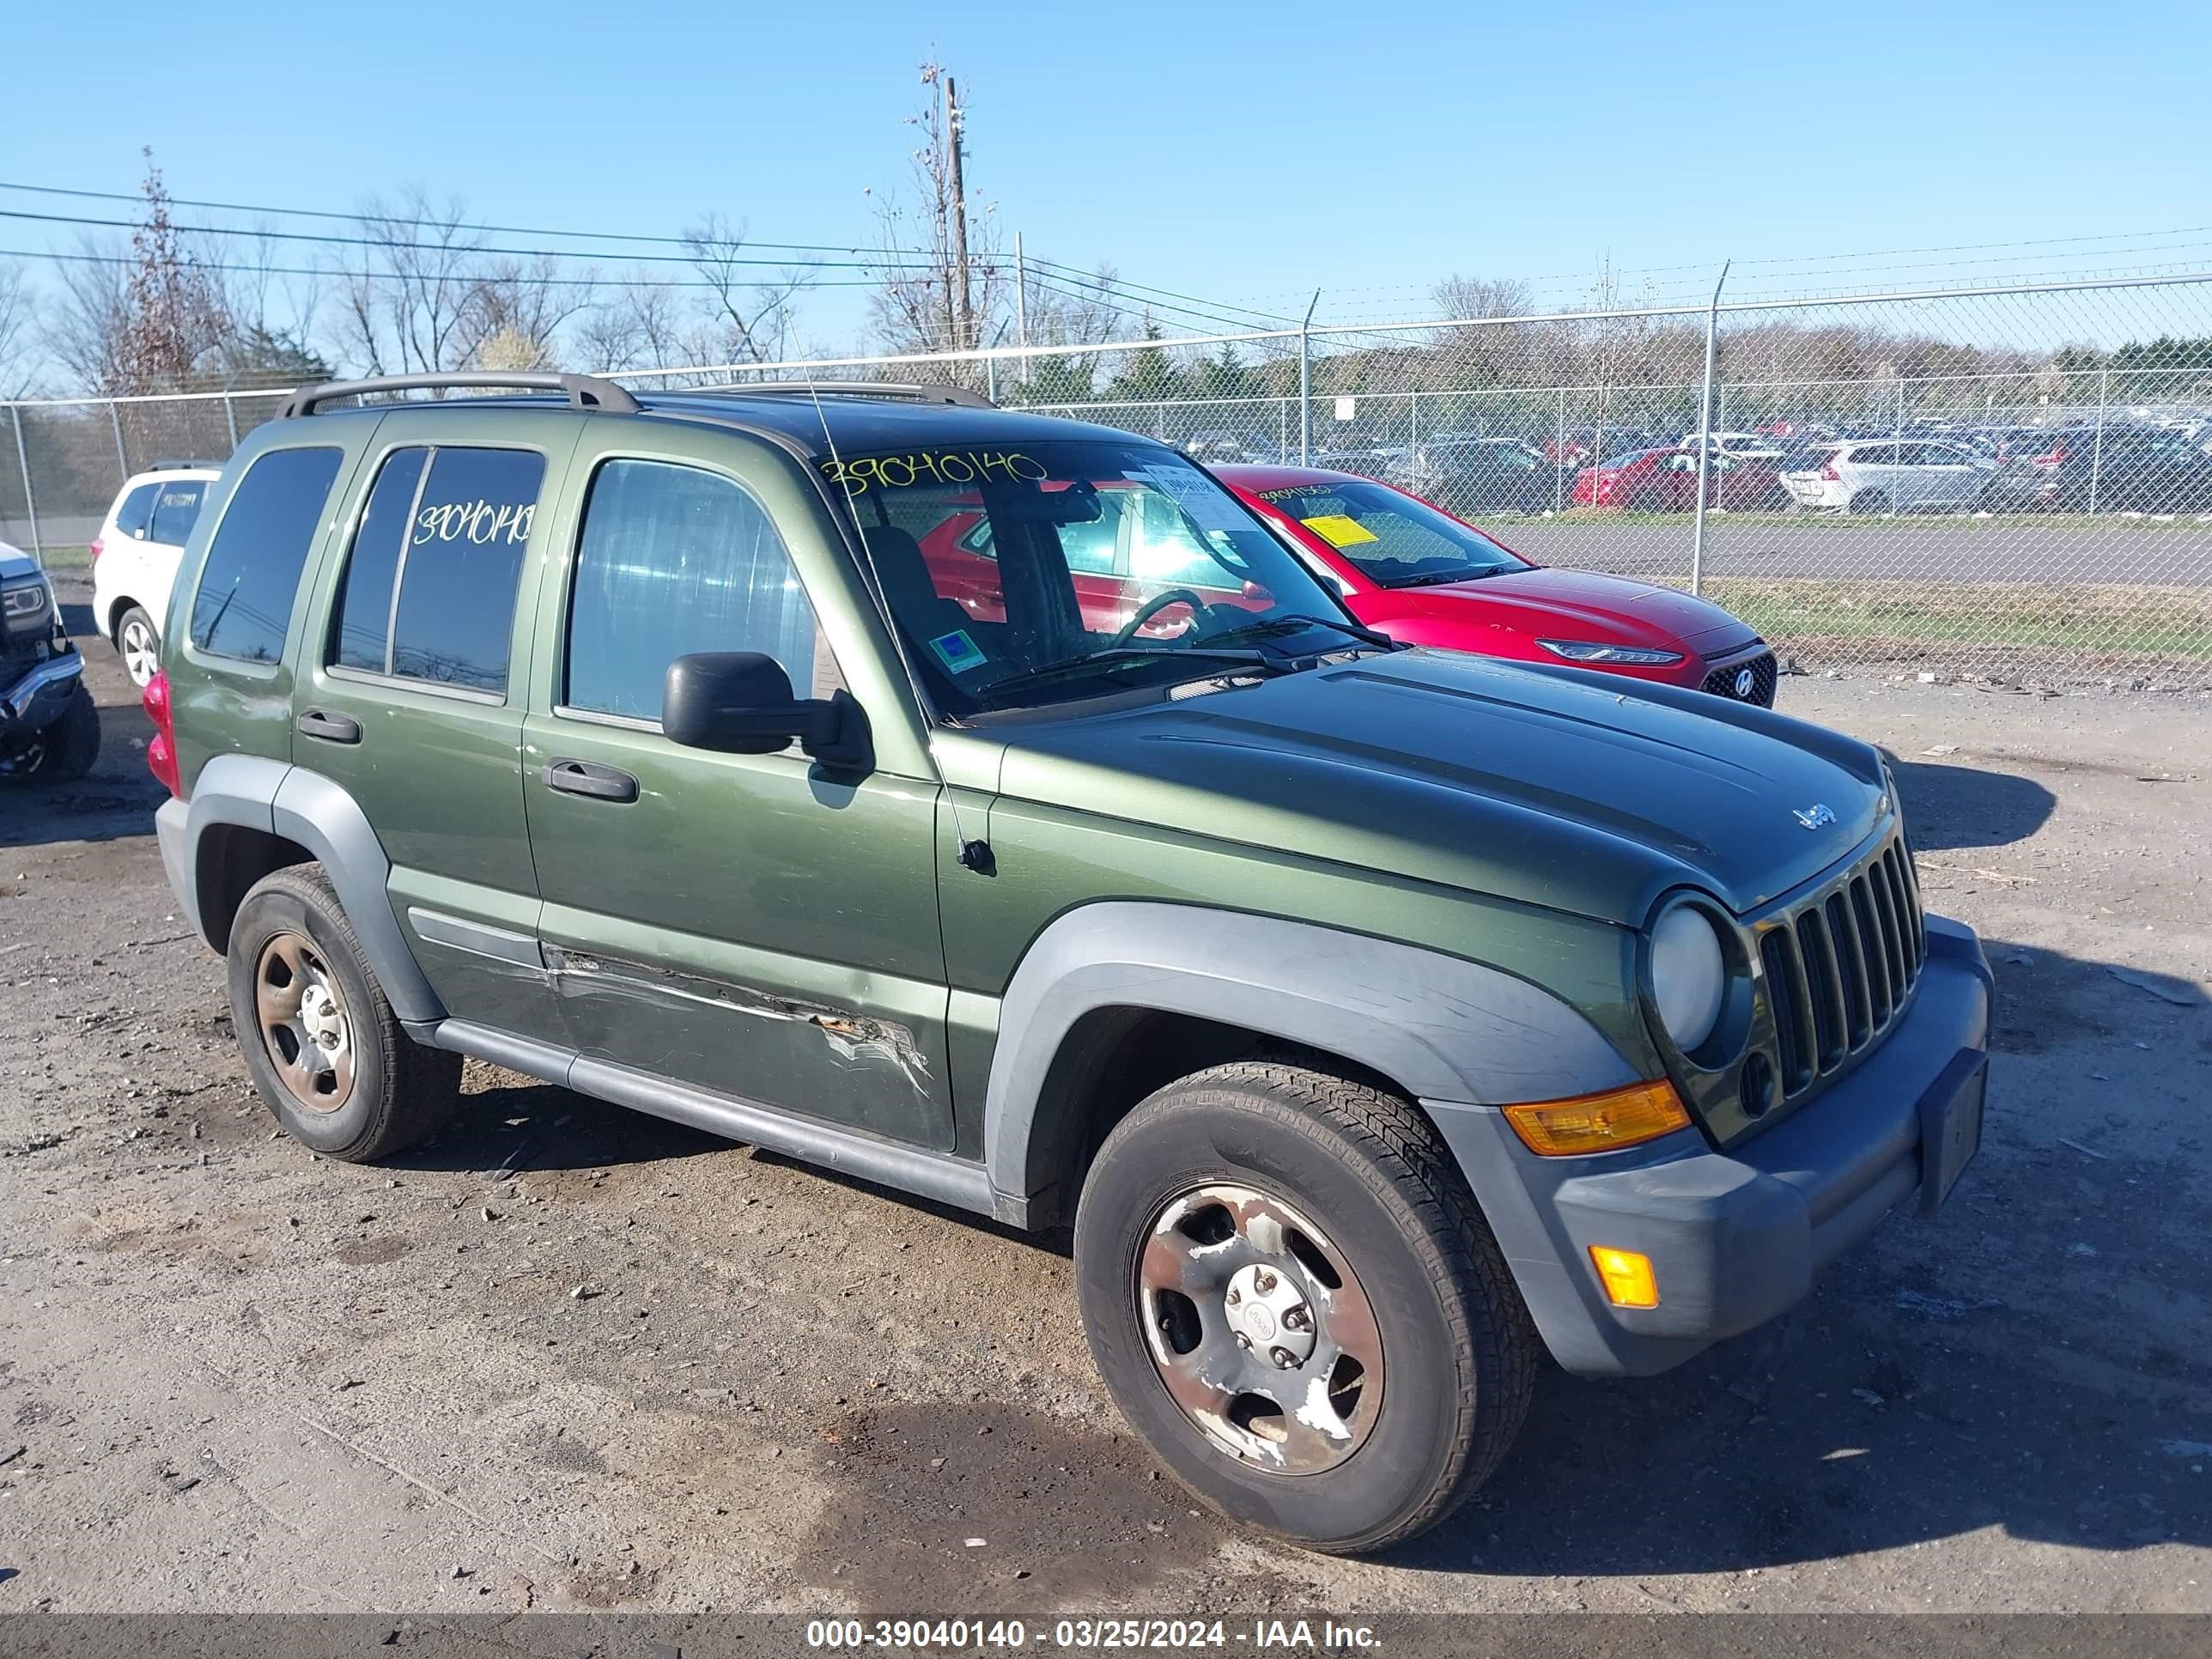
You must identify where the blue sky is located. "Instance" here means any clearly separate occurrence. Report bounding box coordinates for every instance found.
[5,0,2209,349]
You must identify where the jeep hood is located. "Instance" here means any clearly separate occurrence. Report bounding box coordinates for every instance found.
[985,648,1889,923]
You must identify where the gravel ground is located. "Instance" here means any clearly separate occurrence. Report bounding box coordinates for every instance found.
[0,574,2206,1619]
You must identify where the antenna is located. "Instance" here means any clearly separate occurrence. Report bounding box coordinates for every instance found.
[801,379,995,877]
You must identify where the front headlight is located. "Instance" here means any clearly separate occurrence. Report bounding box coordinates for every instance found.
[1650,904,1726,1052]
[1539,638,1683,666]
[1,575,52,625]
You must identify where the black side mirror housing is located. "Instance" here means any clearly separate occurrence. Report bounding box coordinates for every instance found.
[662,652,872,772]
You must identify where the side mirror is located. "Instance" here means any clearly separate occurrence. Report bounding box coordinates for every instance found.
[662,652,872,772]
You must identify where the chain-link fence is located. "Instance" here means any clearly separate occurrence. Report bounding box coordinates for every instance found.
[8,272,2209,689]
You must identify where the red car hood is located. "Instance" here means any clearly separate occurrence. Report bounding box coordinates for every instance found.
[1370,565,1756,652]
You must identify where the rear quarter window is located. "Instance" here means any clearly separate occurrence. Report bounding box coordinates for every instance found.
[113,482,159,539]
[149,480,210,546]
[188,447,345,665]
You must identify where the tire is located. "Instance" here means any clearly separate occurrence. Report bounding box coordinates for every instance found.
[0,681,100,784]
[226,864,460,1160]
[1848,488,1892,517]
[1074,1060,1539,1554]
[114,604,161,689]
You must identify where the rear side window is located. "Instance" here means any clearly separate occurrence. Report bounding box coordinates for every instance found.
[149,479,209,545]
[114,482,159,539]
[189,447,344,664]
[564,459,826,722]
[330,445,544,696]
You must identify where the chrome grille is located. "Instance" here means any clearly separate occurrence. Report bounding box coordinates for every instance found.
[1757,834,1924,1098]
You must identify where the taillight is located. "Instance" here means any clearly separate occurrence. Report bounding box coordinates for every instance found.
[143,670,181,798]
[88,537,105,562]
[1820,463,1840,481]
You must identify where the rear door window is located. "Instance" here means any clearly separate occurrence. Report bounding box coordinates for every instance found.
[188,447,345,664]
[148,479,210,546]
[330,445,544,696]
[114,482,159,539]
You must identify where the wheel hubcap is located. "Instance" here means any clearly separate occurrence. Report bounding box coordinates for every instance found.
[121,618,158,686]
[254,933,355,1112]
[1136,1182,1383,1474]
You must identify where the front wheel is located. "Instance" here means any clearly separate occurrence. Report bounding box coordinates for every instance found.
[0,681,100,784]
[1074,1061,1538,1554]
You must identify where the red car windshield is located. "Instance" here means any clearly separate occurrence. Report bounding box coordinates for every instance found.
[1255,478,1528,589]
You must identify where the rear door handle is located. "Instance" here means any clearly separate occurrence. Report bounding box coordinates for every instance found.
[296,709,362,744]
[544,757,639,803]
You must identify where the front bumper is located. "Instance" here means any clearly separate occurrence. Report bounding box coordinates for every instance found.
[1,647,85,732]
[1428,913,1991,1377]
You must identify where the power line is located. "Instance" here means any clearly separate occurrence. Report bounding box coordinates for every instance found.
[0,178,950,259]
[0,246,885,290]
[0,205,957,276]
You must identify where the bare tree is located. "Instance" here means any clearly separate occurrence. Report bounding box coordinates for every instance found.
[455,254,591,369]
[681,216,811,366]
[335,188,488,375]
[0,261,40,398]
[574,274,690,373]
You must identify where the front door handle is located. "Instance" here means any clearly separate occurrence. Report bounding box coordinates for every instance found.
[297,709,362,744]
[544,757,639,803]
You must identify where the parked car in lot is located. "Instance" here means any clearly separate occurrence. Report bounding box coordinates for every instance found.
[1222,464,1782,702]
[89,460,222,688]
[1388,434,1555,514]
[1778,438,1996,514]
[2036,426,2212,514]
[0,539,99,782]
[1571,446,1790,512]
[148,371,1990,1555]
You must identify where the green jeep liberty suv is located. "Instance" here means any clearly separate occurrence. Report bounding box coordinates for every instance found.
[148,372,1990,1553]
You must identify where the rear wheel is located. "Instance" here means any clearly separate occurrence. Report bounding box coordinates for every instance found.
[228,865,459,1160]
[1848,487,1893,516]
[1074,1060,1538,1554]
[114,605,161,689]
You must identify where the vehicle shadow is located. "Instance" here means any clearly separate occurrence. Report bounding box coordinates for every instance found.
[390,1076,730,1177]
[1384,932,2209,1577]
[0,691,165,847]
[1890,757,2055,851]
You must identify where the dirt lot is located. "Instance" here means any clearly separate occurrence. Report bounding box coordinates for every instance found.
[0,572,2207,1620]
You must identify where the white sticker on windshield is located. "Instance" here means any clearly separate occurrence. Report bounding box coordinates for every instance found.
[1132,465,1251,534]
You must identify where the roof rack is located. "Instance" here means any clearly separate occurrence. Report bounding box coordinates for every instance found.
[690,380,998,410]
[276,372,641,420]
[147,457,222,472]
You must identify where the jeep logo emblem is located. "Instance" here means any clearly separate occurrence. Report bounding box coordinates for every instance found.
[1793,803,1838,830]
[1733,667,1756,698]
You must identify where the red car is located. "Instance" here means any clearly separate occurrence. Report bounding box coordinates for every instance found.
[1571,447,1790,511]
[1215,465,1778,704]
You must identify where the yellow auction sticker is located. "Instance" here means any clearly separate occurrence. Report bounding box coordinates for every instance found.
[1300,514,1380,548]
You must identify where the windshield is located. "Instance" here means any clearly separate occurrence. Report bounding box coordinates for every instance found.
[1254,477,1528,588]
[826,438,1362,714]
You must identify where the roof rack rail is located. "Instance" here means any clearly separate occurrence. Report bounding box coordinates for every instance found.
[147,457,222,472]
[695,380,997,410]
[277,372,641,420]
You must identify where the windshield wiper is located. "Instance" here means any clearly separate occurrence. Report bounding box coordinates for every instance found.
[975,646,1281,704]
[1382,567,1512,589]
[1200,612,1402,652]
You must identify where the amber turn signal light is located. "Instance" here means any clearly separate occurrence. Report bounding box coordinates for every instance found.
[1502,1079,1691,1157]
[1589,1246,1660,1309]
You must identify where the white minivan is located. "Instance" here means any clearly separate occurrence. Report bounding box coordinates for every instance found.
[89,462,222,687]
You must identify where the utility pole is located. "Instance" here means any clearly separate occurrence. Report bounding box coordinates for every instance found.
[944,73,972,351]
[1013,230,1029,386]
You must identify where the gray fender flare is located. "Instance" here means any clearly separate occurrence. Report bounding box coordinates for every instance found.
[169,754,445,1024]
[981,902,1637,1214]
